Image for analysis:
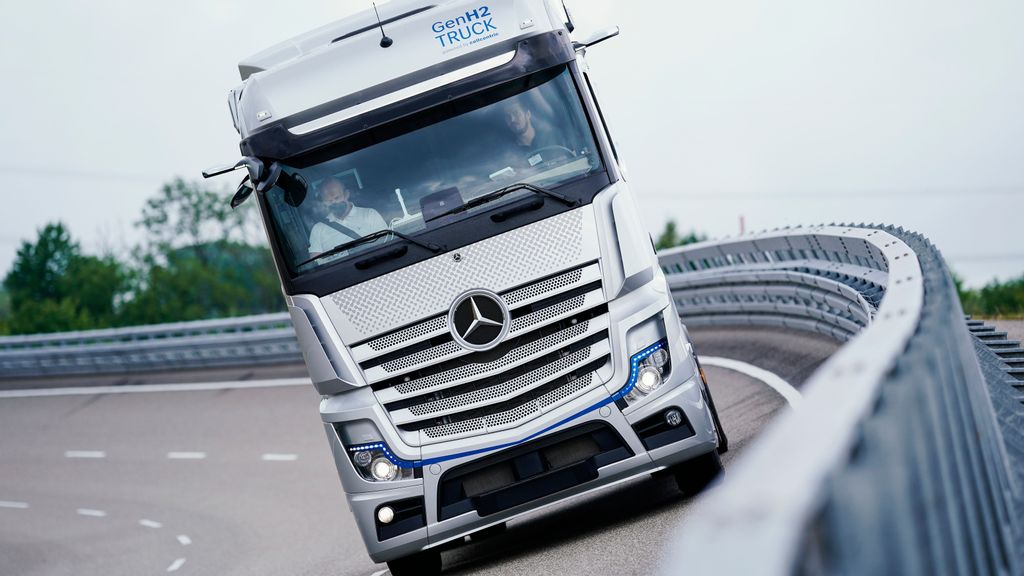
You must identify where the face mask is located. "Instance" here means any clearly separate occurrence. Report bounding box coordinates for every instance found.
[328,198,352,217]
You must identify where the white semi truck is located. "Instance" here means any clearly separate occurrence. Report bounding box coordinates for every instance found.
[206,1,727,573]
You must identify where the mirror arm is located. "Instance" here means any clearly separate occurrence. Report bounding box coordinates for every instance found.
[202,156,265,183]
[574,26,620,51]
[255,162,282,194]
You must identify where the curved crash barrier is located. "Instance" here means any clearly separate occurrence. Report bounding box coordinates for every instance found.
[660,225,1024,575]
[0,312,299,378]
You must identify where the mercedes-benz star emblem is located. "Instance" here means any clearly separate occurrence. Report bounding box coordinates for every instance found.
[448,290,510,351]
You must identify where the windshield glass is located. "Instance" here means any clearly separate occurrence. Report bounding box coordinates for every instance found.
[262,66,603,275]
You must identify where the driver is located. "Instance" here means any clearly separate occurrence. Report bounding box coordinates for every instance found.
[502,99,558,151]
[490,99,574,180]
[308,176,387,257]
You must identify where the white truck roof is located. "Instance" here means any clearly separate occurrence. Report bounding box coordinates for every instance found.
[231,0,568,139]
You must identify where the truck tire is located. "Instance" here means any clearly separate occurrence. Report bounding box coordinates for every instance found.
[386,549,441,576]
[695,356,729,454]
[672,450,723,496]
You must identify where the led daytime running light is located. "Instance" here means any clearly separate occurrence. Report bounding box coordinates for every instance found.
[611,340,668,401]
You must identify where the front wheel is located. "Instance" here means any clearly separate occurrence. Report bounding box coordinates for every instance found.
[386,549,441,576]
[672,450,724,496]
[695,355,729,454]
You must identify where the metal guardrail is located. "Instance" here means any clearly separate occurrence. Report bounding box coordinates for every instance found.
[0,312,299,377]
[660,225,1024,575]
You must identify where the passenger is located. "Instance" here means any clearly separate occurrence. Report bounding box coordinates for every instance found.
[308,176,387,257]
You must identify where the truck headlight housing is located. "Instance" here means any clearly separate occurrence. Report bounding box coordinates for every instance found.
[616,339,672,405]
[346,444,415,482]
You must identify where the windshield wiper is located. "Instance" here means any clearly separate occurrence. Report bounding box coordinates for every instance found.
[297,229,443,268]
[425,183,579,223]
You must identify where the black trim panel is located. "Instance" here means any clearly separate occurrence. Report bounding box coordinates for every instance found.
[437,421,632,520]
[241,31,575,160]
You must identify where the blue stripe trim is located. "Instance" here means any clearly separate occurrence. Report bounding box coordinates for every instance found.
[348,340,667,469]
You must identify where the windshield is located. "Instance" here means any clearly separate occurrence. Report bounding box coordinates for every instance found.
[261,66,604,276]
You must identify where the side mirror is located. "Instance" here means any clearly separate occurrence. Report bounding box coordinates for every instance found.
[573,26,620,51]
[276,170,308,207]
[230,177,254,209]
[204,157,283,208]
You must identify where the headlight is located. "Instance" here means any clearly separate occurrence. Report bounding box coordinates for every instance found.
[647,348,669,368]
[371,457,399,481]
[617,339,672,405]
[635,366,663,394]
[353,450,373,467]
[346,443,415,482]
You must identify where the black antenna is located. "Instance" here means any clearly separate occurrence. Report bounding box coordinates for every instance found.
[562,0,575,33]
[373,3,393,48]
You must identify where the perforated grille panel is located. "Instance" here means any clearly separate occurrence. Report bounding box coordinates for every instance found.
[382,341,461,373]
[504,268,584,307]
[393,321,591,395]
[419,372,600,439]
[510,294,587,333]
[366,315,447,352]
[355,263,596,359]
[349,227,612,448]
[538,372,595,408]
[423,418,486,439]
[407,347,597,417]
[323,209,591,342]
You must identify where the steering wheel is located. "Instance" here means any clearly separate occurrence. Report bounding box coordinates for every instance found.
[527,145,576,163]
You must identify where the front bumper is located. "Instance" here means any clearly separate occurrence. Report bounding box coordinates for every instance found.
[327,357,718,563]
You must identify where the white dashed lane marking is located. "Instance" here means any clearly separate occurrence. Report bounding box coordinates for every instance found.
[8,497,194,572]
[65,450,106,459]
[700,356,803,407]
[261,453,298,462]
[76,508,107,517]
[167,452,207,460]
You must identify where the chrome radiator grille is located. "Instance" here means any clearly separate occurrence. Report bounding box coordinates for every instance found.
[354,263,612,446]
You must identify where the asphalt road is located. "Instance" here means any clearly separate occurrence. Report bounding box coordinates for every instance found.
[0,326,838,576]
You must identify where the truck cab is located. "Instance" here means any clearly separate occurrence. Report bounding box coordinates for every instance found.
[213,1,726,573]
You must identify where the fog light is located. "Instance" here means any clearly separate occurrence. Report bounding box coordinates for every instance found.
[377,506,395,524]
[665,408,683,427]
[371,457,399,481]
[636,366,663,394]
[353,450,372,468]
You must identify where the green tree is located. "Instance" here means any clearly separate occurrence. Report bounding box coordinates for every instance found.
[137,177,261,263]
[120,242,281,324]
[4,222,77,303]
[2,222,127,334]
[0,288,11,335]
[123,178,281,324]
[951,269,1024,319]
[655,220,708,250]
[969,275,1024,318]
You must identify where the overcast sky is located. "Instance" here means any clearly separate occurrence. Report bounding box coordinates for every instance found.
[1,0,1021,287]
